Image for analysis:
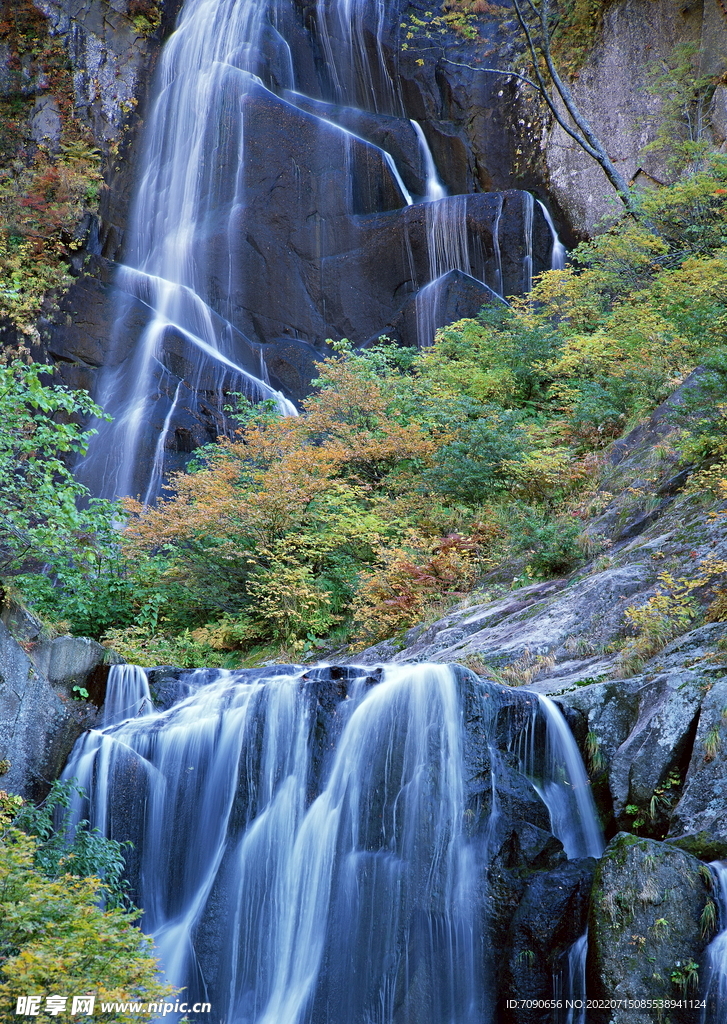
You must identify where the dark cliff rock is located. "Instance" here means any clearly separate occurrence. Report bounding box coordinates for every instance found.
[12,0,561,449]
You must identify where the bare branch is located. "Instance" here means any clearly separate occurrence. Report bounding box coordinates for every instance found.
[509,0,636,212]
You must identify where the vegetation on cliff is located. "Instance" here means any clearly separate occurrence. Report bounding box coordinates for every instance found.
[0,358,118,625]
[0,0,102,331]
[5,155,722,668]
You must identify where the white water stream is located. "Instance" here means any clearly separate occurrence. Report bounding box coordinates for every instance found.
[63,663,601,1023]
[74,0,567,496]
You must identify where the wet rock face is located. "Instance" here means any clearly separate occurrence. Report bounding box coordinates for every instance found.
[33,0,558,466]
[588,834,711,1024]
[502,859,595,1024]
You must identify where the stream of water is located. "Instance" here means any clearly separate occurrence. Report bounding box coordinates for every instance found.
[63,663,599,1023]
[702,861,727,1022]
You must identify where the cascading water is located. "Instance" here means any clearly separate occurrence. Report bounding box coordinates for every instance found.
[701,861,727,1022]
[62,662,603,1023]
[314,0,401,113]
[77,0,302,501]
[74,0,557,499]
[552,932,587,1024]
[521,191,534,293]
[512,692,603,1020]
[66,664,487,1023]
[523,694,603,861]
[537,200,567,272]
[410,120,446,202]
[100,663,153,727]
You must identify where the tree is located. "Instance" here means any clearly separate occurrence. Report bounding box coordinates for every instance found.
[509,0,634,207]
[0,358,116,589]
[437,0,634,212]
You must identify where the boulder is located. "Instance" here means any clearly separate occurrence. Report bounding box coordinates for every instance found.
[669,675,727,859]
[540,624,727,832]
[502,859,596,1024]
[588,834,711,1024]
[0,623,88,801]
[29,635,120,705]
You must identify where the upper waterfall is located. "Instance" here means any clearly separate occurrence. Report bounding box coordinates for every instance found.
[75,0,556,502]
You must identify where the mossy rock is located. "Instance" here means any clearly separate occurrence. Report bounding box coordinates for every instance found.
[587,833,712,1024]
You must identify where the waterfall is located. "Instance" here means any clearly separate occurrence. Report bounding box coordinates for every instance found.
[553,932,587,1024]
[522,191,534,293]
[512,692,603,1019]
[100,664,153,727]
[702,862,727,1022]
[60,663,602,1023]
[65,664,489,1023]
[410,120,446,201]
[511,692,603,860]
[491,194,504,296]
[415,195,469,347]
[77,0,302,501]
[74,0,553,499]
[533,694,603,860]
[415,194,505,346]
[314,0,401,114]
[537,200,567,271]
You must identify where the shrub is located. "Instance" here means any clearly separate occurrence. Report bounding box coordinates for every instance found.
[616,572,700,676]
[510,507,584,577]
[0,790,171,1022]
[352,533,480,646]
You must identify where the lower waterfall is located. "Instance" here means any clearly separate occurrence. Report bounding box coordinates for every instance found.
[62,662,602,1023]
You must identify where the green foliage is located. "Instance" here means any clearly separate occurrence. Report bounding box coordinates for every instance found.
[128,0,162,36]
[642,42,717,176]
[670,352,727,465]
[550,0,613,74]
[617,574,699,676]
[11,779,130,908]
[0,360,173,641]
[635,155,727,256]
[0,790,171,1022]
[0,360,116,579]
[701,898,718,938]
[670,958,699,994]
[510,506,584,576]
[624,770,682,839]
[425,399,532,501]
[401,0,495,49]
